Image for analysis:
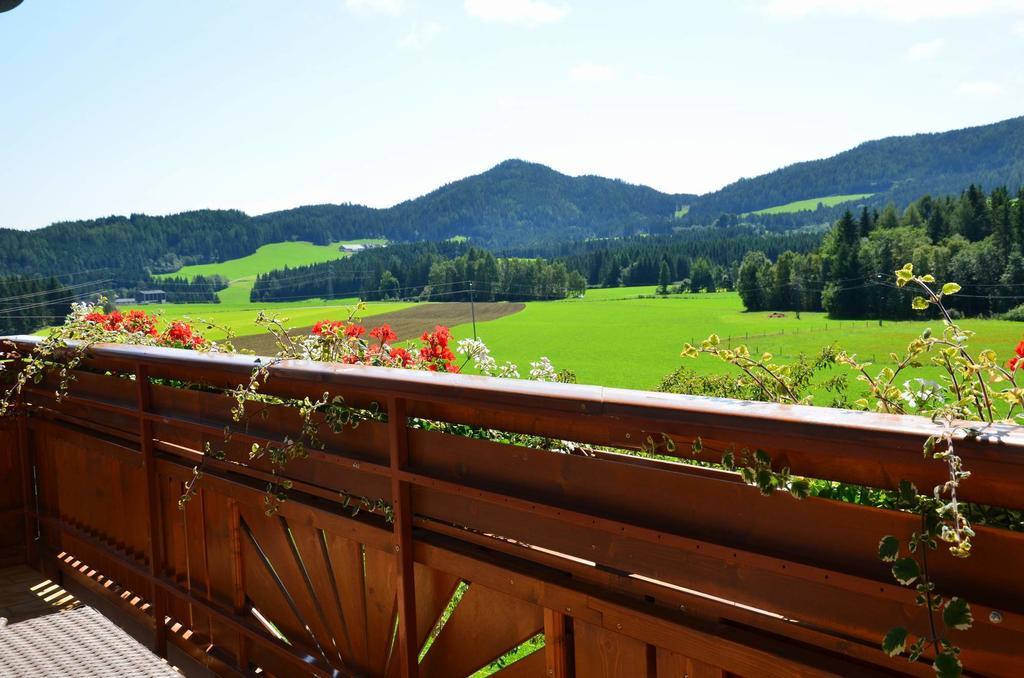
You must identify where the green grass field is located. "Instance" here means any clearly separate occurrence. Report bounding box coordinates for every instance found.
[749,193,873,215]
[441,290,1024,395]
[155,239,386,305]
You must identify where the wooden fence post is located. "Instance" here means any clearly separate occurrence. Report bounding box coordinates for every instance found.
[136,365,168,658]
[389,396,418,677]
[544,609,572,677]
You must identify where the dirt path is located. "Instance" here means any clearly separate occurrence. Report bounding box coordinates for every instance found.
[232,301,525,354]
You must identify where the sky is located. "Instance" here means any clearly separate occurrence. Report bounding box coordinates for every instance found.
[1,0,1022,231]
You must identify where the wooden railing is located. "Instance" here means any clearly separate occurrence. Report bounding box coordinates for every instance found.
[3,335,1024,676]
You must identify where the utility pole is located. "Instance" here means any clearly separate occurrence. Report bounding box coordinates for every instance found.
[469,281,477,338]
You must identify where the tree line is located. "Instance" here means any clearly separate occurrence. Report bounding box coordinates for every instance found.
[737,184,1024,318]
[250,242,587,303]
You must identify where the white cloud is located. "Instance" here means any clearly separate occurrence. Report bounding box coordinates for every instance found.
[761,0,1024,22]
[955,81,1003,97]
[1013,20,1024,34]
[568,62,616,82]
[398,21,443,49]
[464,0,569,25]
[345,0,406,16]
[907,39,943,60]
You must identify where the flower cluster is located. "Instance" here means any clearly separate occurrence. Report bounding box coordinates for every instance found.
[301,320,458,372]
[455,338,520,378]
[161,321,207,349]
[83,309,158,336]
[77,306,208,350]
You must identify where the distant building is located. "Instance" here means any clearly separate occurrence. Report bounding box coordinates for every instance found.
[114,297,137,306]
[136,289,166,304]
[340,244,366,252]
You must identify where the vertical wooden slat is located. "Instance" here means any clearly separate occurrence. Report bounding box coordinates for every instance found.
[136,364,168,658]
[545,609,572,678]
[389,396,418,678]
[16,412,38,568]
[229,498,250,671]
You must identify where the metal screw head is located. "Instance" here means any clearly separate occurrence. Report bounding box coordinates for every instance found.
[393,544,400,552]
[990,610,1004,624]
[565,606,572,613]
[615,623,622,630]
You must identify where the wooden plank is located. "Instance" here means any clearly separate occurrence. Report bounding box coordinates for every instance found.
[656,646,724,677]
[407,428,1024,613]
[544,609,571,678]
[493,649,546,677]
[573,619,649,677]
[419,581,544,677]
[388,396,418,678]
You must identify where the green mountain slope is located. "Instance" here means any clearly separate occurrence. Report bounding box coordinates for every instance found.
[0,160,694,282]
[687,115,1024,222]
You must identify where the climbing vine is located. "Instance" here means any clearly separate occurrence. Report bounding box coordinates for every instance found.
[678,263,1024,677]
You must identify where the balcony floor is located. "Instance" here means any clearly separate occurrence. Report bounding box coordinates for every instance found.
[0,565,180,677]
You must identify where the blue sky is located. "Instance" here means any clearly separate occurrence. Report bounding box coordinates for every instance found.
[1,0,1022,230]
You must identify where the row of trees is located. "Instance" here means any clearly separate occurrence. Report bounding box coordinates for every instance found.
[738,185,1024,318]
[251,242,587,303]
[511,225,822,288]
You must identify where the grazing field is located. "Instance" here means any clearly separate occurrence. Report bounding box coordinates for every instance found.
[749,193,873,215]
[441,290,1024,395]
[155,239,386,305]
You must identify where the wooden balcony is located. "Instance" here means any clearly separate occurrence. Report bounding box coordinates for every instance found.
[1,336,1022,676]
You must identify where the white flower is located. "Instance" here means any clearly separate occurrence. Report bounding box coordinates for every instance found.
[528,357,557,382]
[457,337,521,378]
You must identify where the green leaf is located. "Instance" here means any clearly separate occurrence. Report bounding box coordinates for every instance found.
[942,597,973,631]
[912,296,930,311]
[892,557,920,585]
[788,477,810,500]
[907,637,926,662]
[878,535,900,562]
[881,627,908,657]
[933,651,963,678]
[941,282,961,296]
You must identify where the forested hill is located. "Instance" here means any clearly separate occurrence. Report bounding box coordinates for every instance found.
[0,160,694,281]
[686,115,1024,223]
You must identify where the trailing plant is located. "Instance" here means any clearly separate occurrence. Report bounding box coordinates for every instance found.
[678,263,1024,676]
[0,301,226,417]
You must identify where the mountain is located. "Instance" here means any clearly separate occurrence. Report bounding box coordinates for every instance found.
[0,160,694,282]
[686,115,1024,223]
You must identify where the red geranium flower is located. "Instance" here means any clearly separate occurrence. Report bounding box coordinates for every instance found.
[344,324,366,338]
[312,320,345,336]
[370,324,398,343]
[1008,339,1024,370]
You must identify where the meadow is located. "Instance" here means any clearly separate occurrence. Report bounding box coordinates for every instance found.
[154,239,386,305]
[749,193,873,215]
[133,240,406,337]
[441,290,1024,396]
